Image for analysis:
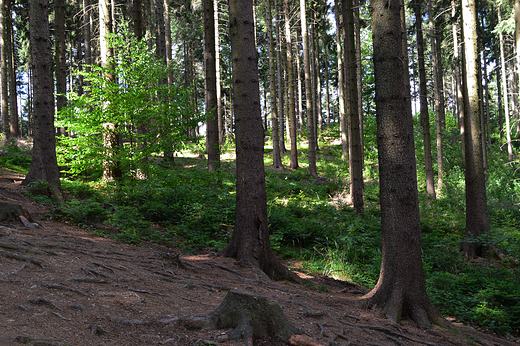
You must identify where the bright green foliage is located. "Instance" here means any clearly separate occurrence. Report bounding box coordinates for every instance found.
[56,33,203,178]
[0,137,32,172]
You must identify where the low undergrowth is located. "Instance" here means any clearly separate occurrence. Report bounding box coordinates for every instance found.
[5,127,520,338]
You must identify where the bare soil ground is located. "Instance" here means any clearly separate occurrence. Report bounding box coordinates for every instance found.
[0,169,518,346]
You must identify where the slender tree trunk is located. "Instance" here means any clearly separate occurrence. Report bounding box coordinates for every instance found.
[452,0,465,158]
[498,6,514,160]
[300,0,316,175]
[221,0,300,283]
[343,0,364,215]
[355,0,364,168]
[24,0,63,203]
[324,40,331,127]
[335,0,348,159]
[55,0,67,136]
[267,0,283,168]
[429,0,444,190]
[461,0,491,257]
[366,0,447,328]
[6,2,19,138]
[275,0,286,154]
[214,0,224,145]
[1,0,8,135]
[204,0,220,172]
[415,0,436,199]
[285,0,298,169]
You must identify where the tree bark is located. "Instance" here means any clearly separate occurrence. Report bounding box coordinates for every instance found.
[335,0,348,160]
[285,0,298,170]
[364,0,447,328]
[24,0,63,204]
[100,0,121,181]
[461,0,491,258]
[267,0,283,169]
[204,0,220,172]
[1,0,8,135]
[343,0,364,215]
[220,0,300,283]
[415,0,436,200]
[6,1,19,138]
[275,0,287,154]
[300,0,317,176]
[452,0,465,159]
[429,0,444,190]
[55,0,67,137]
[498,6,513,160]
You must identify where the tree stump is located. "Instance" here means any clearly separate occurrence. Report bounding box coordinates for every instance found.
[0,203,36,227]
[206,290,302,343]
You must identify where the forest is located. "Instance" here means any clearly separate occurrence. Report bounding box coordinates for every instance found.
[0,0,519,343]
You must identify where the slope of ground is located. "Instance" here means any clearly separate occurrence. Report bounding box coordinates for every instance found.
[0,170,518,346]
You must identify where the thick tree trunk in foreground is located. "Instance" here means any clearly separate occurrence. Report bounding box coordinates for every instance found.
[203,0,220,172]
[461,0,490,258]
[24,0,63,204]
[363,0,447,328]
[220,0,300,283]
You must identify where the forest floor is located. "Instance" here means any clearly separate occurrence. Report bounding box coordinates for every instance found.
[0,169,518,346]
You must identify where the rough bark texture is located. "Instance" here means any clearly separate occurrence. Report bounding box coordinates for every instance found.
[207,290,302,343]
[343,0,364,216]
[203,0,220,172]
[285,0,298,170]
[220,0,300,283]
[414,0,436,200]
[1,0,8,134]
[267,0,283,169]
[300,0,317,176]
[461,0,490,258]
[334,0,348,160]
[364,0,447,328]
[55,0,67,136]
[100,0,121,181]
[7,2,19,138]
[24,0,63,204]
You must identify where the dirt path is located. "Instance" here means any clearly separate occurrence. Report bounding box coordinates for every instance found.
[0,171,517,346]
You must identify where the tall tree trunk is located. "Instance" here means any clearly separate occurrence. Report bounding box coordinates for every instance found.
[55,0,67,136]
[214,0,224,145]
[267,0,283,168]
[275,0,286,154]
[335,0,348,159]
[461,0,491,258]
[24,0,63,203]
[100,0,121,181]
[1,0,8,135]
[285,0,298,169]
[415,0,436,199]
[452,0,465,158]
[366,0,447,328]
[300,0,316,176]
[221,0,300,283]
[429,0,444,190]
[343,0,364,215]
[133,0,143,39]
[7,1,19,138]
[204,0,220,172]
[324,39,331,127]
[355,0,364,169]
[498,6,513,160]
